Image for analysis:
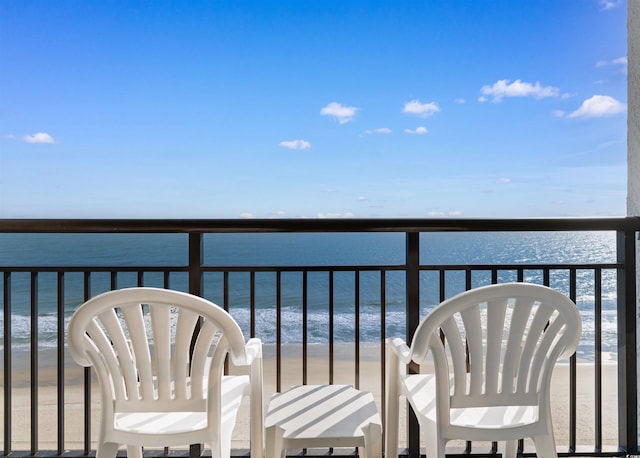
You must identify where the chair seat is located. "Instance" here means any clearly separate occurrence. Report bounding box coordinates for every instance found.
[115,411,208,435]
[114,374,250,435]
[402,374,539,429]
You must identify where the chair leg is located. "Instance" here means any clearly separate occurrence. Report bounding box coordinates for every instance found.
[384,401,398,458]
[423,422,445,458]
[532,434,558,458]
[501,440,517,458]
[266,424,285,458]
[127,445,143,458]
[362,421,382,458]
[385,345,401,458]
[424,437,446,458]
[96,441,119,458]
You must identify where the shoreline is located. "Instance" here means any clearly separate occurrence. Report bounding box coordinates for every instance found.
[2,343,620,451]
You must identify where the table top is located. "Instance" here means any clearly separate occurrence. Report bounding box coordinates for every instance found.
[265,384,381,440]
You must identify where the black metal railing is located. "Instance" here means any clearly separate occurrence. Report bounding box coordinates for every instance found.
[0,218,638,457]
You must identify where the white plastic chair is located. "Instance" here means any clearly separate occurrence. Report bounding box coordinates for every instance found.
[68,287,263,458]
[385,282,581,458]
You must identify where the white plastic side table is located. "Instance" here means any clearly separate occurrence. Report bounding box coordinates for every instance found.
[265,384,382,458]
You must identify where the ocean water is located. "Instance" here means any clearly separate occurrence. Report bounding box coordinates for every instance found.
[0,231,619,361]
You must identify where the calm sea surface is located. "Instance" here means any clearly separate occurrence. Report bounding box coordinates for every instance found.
[0,231,619,361]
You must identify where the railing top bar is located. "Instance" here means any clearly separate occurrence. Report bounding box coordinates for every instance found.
[0,262,622,272]
[0,217,639,233]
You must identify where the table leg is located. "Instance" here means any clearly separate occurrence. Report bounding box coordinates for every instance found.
[362,422,383,458]
[266,424,286,458]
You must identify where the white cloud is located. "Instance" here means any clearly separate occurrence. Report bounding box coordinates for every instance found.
[614,56,629,66]
[23,132,55,144]
[479,79,560,102]
[552,109,566,118]
[404,126,428,135]
[358,196,368,201]
[317,212,355,218]
[427,210,463,217]
[363,128,391,135]
[279,139,311,150]
[240,212,256,219]
[320,102,358,124]
[596,56,628,74]
[599,0,622,10]
[403,100,440,117]
[499,177,512,184]
[568,95,626,118]
[455,98,466,104]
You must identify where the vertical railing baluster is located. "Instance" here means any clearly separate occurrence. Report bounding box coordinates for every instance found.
[616,228,638,454]
[250,272,256,338]
[329,271,334,385]
[569,268,577,453]
[30,272,38,455]
[223,271,229,312]
[188,232,204,458]
[302,271,308,385]
[222,272,230,375]
[595,267,603,452]
[83,272,91,456]
[188,232,203,296]
[276,272,282,393]
[56,272,65,456]
[355,271,360,390]
[3,272,11,455]
[405,232,420,458]
[380,270,387,443]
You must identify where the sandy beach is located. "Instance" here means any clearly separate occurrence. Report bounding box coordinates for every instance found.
[3,344,619,454]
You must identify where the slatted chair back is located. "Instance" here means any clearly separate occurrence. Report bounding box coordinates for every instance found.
[409,282,581,412]
[69,287,248,412]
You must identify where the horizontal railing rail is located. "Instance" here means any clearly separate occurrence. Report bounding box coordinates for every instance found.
[0,218,638,458]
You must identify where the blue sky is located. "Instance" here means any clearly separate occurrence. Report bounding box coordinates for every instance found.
[0,0,628,218]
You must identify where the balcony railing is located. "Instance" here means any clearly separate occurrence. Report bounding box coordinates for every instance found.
[0,217,638,457]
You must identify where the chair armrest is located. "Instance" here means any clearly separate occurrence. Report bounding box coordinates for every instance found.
[245,338,263,366]
[387,337,412,364]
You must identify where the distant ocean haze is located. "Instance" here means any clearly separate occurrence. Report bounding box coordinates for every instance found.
[0,231,619,361]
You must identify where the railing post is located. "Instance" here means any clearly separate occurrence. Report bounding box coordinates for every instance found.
[3,272,11,456]
[406,232,420,458]
[30,273,38,456]
[188,232,204,458]
[83,273,91,456]
[617,227,638,454]
[189,232,204,296]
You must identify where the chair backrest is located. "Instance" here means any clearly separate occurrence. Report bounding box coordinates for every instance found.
[68,287,250,411]
[409,283,581,409]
